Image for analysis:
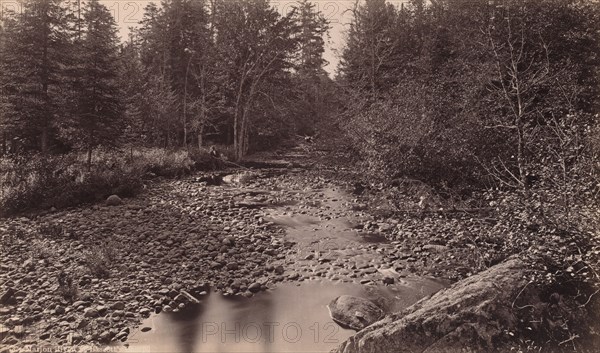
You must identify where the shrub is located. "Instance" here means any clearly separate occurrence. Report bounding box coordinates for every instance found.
[83,241,117,278]
[0,152,144,216]
[57,271,78,302]
[134,148,193,177]
[0,146,235,216]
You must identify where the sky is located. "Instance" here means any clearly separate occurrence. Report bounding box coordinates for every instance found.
[0,0,407,75]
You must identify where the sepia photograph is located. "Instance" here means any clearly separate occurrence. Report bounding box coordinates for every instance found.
[0,0,599,352]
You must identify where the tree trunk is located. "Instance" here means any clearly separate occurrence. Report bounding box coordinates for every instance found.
[41,127,49,154]
[87,146,92,172]
[41,9,50,155]
[1,132,6,155]
[197,124,204,149]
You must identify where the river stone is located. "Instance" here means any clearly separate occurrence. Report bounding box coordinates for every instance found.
[0,288,15,304]
[328,295,384,331]
[333,257,543,353]
[422,244,448,252]
[68,332,83,344]
[248,283,261,293]
[106,195,123,206]
[83,308,98,318]
[111,302,125,310]
[0,324,10,340]
[98,330,113,342]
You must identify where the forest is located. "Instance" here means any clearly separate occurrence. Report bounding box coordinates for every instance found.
[1,0,600,351]
[0,0,598,213]
[0,0,333,212]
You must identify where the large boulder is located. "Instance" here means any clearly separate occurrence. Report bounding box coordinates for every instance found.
[106,195,122,206]
[328,295,384,331]
[334,257,542,353]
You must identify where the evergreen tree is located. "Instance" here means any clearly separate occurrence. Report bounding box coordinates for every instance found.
[0,15,12,154]
[339,0,398,95]
[119,34,179,147]
[293,0,329,76]
[2,0,74,153]
[289,0,330,135]
[70,0,123,165]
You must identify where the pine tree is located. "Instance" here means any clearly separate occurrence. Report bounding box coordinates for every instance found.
[289,0,330,135]
[2,0,74,153]
[0,15,12,154]
[119,34,179,148]
[293,0,329,76]
[71,0,123,166]
[339,0,399,95]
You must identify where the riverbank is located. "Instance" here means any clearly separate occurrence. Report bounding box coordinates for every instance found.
[1,143,598,352]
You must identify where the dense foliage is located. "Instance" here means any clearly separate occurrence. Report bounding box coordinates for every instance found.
[337,0,600,193]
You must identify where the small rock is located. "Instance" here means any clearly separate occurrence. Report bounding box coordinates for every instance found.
[222,236,235,246]
[13,325,25,337]
[98,330,113,342]
[139,308,151,316]
[383,277,395,285]
[111,302,125,310]
[248,283,261,293]
[3,336,18,345]
[274,265,284,275]
[422,244,449,252]
[141,327,152,332]
[97,305,108,315]
[0,288,15,305]
[68,332,83,344]
[83,308,99,318]
[73,318,89,329]
[288,272,300,280]
[0,324,10,339]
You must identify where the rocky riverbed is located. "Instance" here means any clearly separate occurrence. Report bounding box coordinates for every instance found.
[2,146,596,352]
[0,160,451,351]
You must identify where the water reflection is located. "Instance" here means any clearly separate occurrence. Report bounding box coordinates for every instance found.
[121,279,447,353]
[170,301,204,353]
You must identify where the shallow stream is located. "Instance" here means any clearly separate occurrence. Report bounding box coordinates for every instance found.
[120,279,445,353]
[119,178,448,352]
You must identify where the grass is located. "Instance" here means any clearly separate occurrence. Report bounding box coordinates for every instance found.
[0,146,231,216]
[83,240,118,278]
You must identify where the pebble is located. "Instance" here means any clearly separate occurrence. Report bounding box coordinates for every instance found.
[111,302,125,310]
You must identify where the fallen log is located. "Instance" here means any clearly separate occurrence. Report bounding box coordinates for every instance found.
[180,290,201,304]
